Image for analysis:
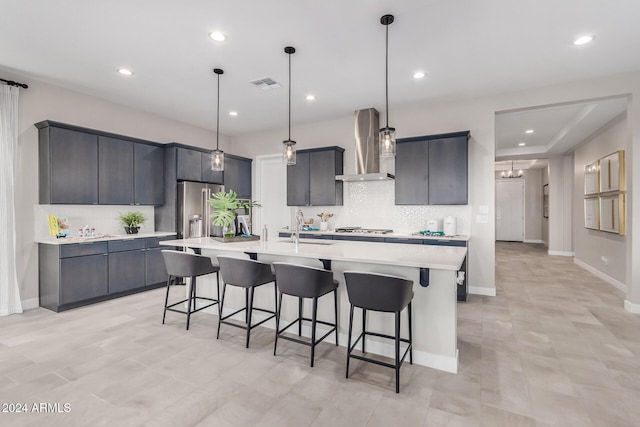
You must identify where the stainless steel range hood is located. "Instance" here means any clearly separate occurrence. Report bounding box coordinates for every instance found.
[336,108,395,182]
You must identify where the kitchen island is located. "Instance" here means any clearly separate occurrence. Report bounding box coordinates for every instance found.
[160,237,466,373]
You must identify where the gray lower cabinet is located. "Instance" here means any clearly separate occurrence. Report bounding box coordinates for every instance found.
[39,236,174,312]
[395,131,469,205]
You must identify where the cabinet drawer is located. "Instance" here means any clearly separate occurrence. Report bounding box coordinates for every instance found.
[299,233,333,240]
[145,236,175,248]
[383,238,423,244]
[423,239,467,247]
[60,242,108,258]
[108,239,146,252]
[333,235,385,243]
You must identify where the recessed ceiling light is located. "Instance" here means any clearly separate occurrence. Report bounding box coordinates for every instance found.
[574,35,593,46]
[209,32,226,42]
[518,142,526,146]
[117,68,134,76]
[305,94,316,101]
[413,71,426,79]
[229,111,238,116]
[525,129,534,134]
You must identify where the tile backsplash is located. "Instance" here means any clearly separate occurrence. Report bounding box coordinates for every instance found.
[34,205,155,241]
[295,181,470,235]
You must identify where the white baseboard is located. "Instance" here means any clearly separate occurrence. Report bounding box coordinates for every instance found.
[624,300,640,314]
[524,239,544,244]
[548,250,574,257]
[574,258,626,293]
[21,298,39,310]
[208,305,459,373]
[469,286,496,296]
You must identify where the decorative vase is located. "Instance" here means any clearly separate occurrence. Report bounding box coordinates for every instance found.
[320,221,328,231]
[124,226,139,234]
[223,222,236,238]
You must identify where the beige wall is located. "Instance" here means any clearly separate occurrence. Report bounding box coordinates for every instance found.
[542,166,549,247]
[6,69,230,304]
[573,114,628,285]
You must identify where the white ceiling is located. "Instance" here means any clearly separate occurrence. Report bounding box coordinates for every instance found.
[1,0,639,137]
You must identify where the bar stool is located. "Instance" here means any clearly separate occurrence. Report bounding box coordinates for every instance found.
[272,263,338,367]
[216,256,277,348]
[344,271,413,393]
[161,250,220,330]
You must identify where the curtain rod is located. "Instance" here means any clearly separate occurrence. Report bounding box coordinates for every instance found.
[0,78,28,89]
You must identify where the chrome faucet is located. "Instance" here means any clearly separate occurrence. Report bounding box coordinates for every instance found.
[293,209,304,251]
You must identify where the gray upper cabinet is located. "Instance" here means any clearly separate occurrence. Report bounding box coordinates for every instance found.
[287,147,344,206]
[395,138,429,205]
[395,131,469,205]
[176,148,202,182]
[37,121,165,206]
[135,143,165,205]
[224,155,252,199]
[428,135,468,205]
[39,125,99,204]
[99,136,134,205]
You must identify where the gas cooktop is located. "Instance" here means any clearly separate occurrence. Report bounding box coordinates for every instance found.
[334,227,393,234]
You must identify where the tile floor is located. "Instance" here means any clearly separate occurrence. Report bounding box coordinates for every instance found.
[1,242,639,426]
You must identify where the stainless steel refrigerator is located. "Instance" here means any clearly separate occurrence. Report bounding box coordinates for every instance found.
[177,181,224,238]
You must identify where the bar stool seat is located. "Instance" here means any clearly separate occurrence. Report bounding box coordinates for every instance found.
[216,256,277,348]
[344,271,414,393]
[273,262,339,367]
[161,250,220,330]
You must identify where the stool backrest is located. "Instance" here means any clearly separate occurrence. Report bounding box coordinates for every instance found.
[273,263,335,298]
[217,256,275,288]
[344,271,413,312]
[161,250,217,278]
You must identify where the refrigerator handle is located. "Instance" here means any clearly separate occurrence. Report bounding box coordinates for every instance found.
[202,188,210,237]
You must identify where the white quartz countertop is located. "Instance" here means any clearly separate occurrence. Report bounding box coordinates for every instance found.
[278,229,470,242]
[37,231,177,245]
[160,237,467,270]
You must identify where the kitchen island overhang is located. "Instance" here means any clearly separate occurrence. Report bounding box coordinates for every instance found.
[160,237,466,373]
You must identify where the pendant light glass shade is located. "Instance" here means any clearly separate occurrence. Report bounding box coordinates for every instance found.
[283,140,297,165]
[379,14,396,158]
[211,68,225,172]
[283,46,297,165]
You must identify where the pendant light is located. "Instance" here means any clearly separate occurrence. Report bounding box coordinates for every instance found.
[501,160,523,178]
[380,14,396,158]
[211,68,225,172]
[283,46,297,165]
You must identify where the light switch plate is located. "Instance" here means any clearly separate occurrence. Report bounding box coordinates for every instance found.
[479,205,489,214]
[476,215,489,224]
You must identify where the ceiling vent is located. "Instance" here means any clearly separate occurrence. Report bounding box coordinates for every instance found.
[250,77,281,90]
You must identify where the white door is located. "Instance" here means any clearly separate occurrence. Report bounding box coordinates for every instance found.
[254,154,289,236]
[496,180,524,241]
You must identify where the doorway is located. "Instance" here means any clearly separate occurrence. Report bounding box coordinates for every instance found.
[254,154,289,236]
[496,179,524,241]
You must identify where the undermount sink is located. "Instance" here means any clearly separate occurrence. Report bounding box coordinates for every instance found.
[278,239,334,246]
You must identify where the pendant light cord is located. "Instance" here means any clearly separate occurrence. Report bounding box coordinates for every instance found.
[288,51,292,141]
[216,72,220,150]
[385,22,389,128]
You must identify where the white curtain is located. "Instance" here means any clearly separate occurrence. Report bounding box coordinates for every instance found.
[0,85,23,316]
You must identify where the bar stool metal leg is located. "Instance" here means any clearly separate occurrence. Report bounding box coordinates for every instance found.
[310,297,318,367]
[246,287,254,348]
[395,310,401,393]
[186,276,196,330]
[274,291,283,356]
[298,297,303,336]
[362,308,367,353]
[217,282,227,339]
[333,289,339,346]
[346,304,354,378]
[162,275,172,324]
[408,302,413,364]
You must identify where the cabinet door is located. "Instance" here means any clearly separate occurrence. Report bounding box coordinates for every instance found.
[287,152,310,206]
[145,247,169,285]
[135,143,165,205]
[49,127,99,204]
[395,139,429,205]
[223,157,251,198]
[428,136,468,205]
[108,249,146,293]
[60,254,108,304]
[310,150,339,206]
[201,152,224,185]
[177,148,202,182]
[98,136,134,205]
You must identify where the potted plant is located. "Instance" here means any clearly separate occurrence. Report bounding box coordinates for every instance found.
[208,190,261,238]
[118,211,146,234]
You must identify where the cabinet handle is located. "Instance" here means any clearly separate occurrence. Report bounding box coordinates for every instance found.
[103,253,108,256]
[140,249,146,252]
